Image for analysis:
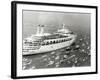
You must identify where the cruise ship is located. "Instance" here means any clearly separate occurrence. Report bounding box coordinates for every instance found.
[23,24,77,55]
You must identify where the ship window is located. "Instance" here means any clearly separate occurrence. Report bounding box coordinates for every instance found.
[43,42,46,45]
[24,42,27,44]
[50,41,52,44]
[53,41,56,44]
[29,44,32,46]
[27,42,32,44]
[66,38,72,41]
[65,36,68,37]
[62,39,64,42]
[41,42,45,46]
[33,44,38,46]
[56,40,58,43]
[46,41,49,45]
[64,39,65,42]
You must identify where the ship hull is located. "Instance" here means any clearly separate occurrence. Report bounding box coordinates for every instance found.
[23,37,76,55]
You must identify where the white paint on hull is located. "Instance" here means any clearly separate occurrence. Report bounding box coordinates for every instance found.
[23,36,76,55]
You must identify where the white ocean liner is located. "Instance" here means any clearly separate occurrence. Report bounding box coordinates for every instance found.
[23,24,77,55]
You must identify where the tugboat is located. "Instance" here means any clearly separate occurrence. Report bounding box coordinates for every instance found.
[23,24,77,55]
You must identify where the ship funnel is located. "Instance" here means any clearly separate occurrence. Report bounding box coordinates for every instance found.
[36,25,45,35]
[40,25,44,34]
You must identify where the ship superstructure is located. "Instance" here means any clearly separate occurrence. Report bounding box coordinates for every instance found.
[23,24,77,55]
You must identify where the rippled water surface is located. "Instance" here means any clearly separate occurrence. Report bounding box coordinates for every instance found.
[22,33,90,70]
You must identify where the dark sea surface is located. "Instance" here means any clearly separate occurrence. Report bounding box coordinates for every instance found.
[22,32,91,70]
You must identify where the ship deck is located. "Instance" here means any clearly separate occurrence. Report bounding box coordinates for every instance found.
[38,33,69,40]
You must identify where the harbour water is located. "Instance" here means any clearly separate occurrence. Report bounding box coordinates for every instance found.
[22,32,91,70]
